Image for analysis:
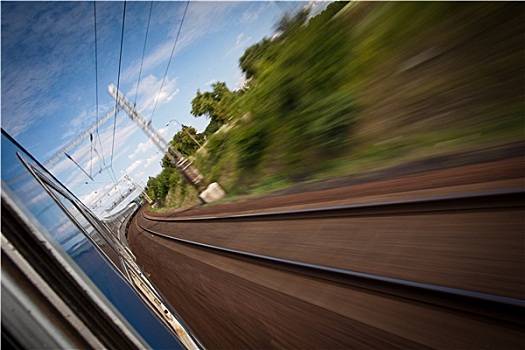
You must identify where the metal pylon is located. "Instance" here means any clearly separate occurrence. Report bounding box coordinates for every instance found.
[108,84,225,203]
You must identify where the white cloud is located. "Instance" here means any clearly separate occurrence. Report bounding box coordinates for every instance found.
[49,116,140,182]
[126,159,144,175]
[128,140,155,160]
[203,79,217,87]
[91,117,141,165]
[224,32,252,58]
[122,43,175,83]
[128,74,180,113]
[48,153,88,182]
[126,125,169,161]
[241,10,260,24]
[240,3,270,24]
[135,170,146,178]
[81,189,102,207]
[84,155,100,176]
[2,91,62,137]
[306,1,335,18]
[113,145,133,163]
[144,154,158,168]
[233,67,249,91]
[61,109,93,140]
[2,2,94,137]
[236,33,244,45]
[59,100,116,143]
[121,2,241,84]
[158,126,170,137]
[27,190,51,207]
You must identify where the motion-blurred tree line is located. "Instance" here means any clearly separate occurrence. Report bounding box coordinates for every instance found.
[147,1,523,208]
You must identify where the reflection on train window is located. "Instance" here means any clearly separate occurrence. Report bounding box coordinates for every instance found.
[2,131,184,349]
[45,184,124,273]
[20,154,125,274]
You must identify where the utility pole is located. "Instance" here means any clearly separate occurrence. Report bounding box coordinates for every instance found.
[166,119,203,148]
[46,107,118,166]
[104,186,136,214]
[108,84,225,203]
[90,178,125,210]
[123,174,153,204]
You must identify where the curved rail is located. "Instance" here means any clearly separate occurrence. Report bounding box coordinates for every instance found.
[144,188,524,222]
[137,217,524,326]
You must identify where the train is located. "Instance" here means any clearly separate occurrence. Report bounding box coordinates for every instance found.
[1,129,202,349]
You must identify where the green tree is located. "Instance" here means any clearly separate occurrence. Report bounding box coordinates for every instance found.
[274,8,310,38]
[170,125,204,157]
[239,38,273,80]
[236,4,355,178]
[145,176,158,202]
[145,167,173,206]
[191,82,234,136]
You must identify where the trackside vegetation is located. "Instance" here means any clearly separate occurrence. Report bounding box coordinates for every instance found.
[146,2,524,209]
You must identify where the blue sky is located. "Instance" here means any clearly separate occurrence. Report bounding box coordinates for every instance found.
[2,1,331,216]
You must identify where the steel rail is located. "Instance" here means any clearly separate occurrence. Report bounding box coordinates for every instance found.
[136,217,524,327]
[144,188,524,222]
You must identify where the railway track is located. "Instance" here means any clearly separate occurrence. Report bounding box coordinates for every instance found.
[137,218,524,325]
[130,188,525,348]
[143,188,523,222]
[138,188,524,295]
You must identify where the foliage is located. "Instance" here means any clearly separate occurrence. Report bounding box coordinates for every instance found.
[160,125,204,169]
[169,125,203,157]
[237,3,355,178]
[239,38,272,80]
[190,82,238,137]
[150,2,355,206]
[146,167,174,206]
[308,1,349,29]
[147,125,206,207]
[274,7,310,38]
[232,121,268,171]
[148,1,524,208]
[203,118,221,136]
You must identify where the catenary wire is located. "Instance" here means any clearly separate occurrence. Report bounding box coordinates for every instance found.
[93,2,100,136]
[65,153,94,181]
[110,165,123,198]
[90,133,93,177]
[148,0,189,124]
[93,1,111,182]
[90,1,99,179]
[133,1,154,108]
[110,0,127,166]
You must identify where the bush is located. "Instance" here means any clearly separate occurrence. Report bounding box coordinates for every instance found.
[233,122,268,171]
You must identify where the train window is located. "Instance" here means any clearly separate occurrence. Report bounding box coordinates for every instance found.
[1,131,185,349]
[26,161,126,274]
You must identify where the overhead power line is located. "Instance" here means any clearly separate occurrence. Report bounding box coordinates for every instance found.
[65,153,94,181]
[90,133,94,177]
[149,0,189,123]
[110,0,127,166]
[134,1,154,107]
[93,1,100,136]
[92,2,99,178]
[45,107,117,166]
[93,0,111,182]
[108,84,226,204]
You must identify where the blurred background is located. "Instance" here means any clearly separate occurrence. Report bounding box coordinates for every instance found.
[146,2,523,209]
